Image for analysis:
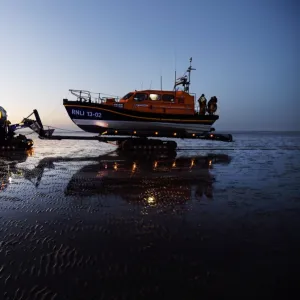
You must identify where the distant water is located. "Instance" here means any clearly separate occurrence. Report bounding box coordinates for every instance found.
[0,131,299,299]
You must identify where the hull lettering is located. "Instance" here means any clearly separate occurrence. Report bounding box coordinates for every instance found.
[72,109,85,116]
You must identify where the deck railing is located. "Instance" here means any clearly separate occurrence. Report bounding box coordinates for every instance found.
[190,93,200,113]
[69,89,120,104]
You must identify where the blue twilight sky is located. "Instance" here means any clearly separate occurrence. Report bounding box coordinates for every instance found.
[0,0,299,131]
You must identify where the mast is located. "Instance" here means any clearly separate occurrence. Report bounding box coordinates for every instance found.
[173,57,196,93]
[186,57,196,94]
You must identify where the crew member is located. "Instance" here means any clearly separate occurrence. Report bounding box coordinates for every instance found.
[0,124,5,139]
[0,107,7,140]
[6,120,15,139]
[207,96,218,115]
[198,94,207,114]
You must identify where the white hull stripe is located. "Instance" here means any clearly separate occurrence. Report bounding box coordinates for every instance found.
[73,119,212,133]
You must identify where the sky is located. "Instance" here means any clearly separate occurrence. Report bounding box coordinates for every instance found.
[0,0,299,131]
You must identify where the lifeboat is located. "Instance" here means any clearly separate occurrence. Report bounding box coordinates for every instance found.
[63,58,219,138]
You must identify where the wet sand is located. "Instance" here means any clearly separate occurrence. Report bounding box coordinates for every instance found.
[0,132,300,299]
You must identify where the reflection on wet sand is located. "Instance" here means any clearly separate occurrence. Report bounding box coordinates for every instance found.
[1,150,231,203]
[1,146,299,299]
[65,152,231,204]
[0,149,53,191]
[0,150,33,191]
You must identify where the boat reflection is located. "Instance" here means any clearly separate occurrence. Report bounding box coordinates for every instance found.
[65,151,231,204]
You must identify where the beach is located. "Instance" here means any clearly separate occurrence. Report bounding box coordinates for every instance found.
[0,131,300,299]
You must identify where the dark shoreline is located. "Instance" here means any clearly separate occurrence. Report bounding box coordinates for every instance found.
[1,133,300,299]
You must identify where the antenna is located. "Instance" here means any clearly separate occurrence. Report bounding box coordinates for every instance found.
[160,76,162,91]
[174,70,176,91]
[174,49,177,90]
[174,49,177,73]
[149,80,152,89]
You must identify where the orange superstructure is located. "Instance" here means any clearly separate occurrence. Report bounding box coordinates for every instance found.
[104,90,195,115]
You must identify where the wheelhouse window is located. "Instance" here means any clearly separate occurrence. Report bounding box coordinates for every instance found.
[133,93,148,101]
[149,94,161,101]
[162,94,175,102]
[122,93,133,100]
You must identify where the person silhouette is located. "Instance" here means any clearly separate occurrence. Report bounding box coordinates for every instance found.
[198,94,207,114]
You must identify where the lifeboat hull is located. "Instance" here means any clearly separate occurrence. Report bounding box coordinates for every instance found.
[64,102,218,137]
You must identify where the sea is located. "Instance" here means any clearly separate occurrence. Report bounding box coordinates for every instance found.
[0,131,300,299]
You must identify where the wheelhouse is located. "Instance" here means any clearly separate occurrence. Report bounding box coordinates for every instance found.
[117,90,195,115]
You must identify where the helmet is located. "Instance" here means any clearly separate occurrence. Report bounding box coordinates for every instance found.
[0,106,7,123]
